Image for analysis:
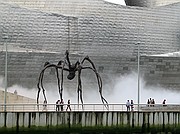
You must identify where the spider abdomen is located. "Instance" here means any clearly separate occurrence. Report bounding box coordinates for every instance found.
[67,72,75,80]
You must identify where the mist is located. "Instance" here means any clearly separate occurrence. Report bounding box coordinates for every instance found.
[0,72,180,105]
[105,72,180,104]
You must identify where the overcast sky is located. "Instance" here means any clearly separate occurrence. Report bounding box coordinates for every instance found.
[105,0,126,5]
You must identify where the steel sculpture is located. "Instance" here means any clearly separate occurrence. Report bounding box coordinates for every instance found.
[37,50,108,109]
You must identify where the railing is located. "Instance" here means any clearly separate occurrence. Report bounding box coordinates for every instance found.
[0,103,180,112]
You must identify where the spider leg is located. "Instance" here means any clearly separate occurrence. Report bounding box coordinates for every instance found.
[81,56,108,109]
[55,66,62,100]
[40,70,47,102]
[81,65,109,110]
[65,50,71,68]
[77,68,84,109]
[94,68,108,109]
[96,73,109,109]
[37,66,49,110]
[37,64,57,105]
[56,63,66,101]
[92,70,108,109]
[37,70,43,110]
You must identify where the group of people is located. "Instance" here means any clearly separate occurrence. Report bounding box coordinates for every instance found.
[43,98,167,111]
[126,100,134,111]
[147,98,167,107]
[125,98,167,111]
[147,98,155,107]
[42,99,72,111]
[56,99,71,111]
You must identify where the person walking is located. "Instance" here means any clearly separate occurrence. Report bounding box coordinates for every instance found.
[66,99,71,111]
[56,100,60,111]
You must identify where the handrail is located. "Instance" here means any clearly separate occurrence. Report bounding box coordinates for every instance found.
[0,103,180,112]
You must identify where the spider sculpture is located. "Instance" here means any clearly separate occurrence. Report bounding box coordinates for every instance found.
[37,50,108,109]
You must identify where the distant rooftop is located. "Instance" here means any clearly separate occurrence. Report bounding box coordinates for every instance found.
[125,0,180,7]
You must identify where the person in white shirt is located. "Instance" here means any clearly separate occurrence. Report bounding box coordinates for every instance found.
[126,100,130,111]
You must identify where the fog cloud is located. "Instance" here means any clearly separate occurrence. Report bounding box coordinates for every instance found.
[0,73,180,105]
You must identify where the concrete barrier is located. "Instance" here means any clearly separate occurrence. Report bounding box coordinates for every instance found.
[0,111,180,133]
[0,89,36,104]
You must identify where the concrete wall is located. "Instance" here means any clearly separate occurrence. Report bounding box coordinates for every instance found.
[0,111,180,133]
[0,89,37,112]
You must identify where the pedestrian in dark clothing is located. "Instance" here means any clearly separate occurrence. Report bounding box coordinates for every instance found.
[152,99,155,107]
[147,99,150,107]
[130,100,134,111]
[66,99,71,111]
[162,99,167,106]
[56,100,60,111]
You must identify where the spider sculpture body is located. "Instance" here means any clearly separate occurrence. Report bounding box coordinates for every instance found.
[37,50,108,109]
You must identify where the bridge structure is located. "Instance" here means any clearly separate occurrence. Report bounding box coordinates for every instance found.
[0,0,180,133]
[0,103,180,112]
[0,90,180,133]
[0,103,180,133]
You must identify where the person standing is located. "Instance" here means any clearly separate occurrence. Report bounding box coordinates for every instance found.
[147,99,150,107]
[66,99,71,111]
[56,100,60,111]
[126,100,130,111]
[162,99,166,106]
[43,100,47,111]
[130,100,134,111]
[149,98,153,107]
[152,99,155,107]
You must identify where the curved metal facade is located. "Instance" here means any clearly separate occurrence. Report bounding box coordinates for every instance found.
[0,0,180,90]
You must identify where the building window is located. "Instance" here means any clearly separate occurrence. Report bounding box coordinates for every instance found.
[123,67,128,70]
[130,58,136,62]
[150,70,155,74]
[149,59,154,62]
[166,62,170,66]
